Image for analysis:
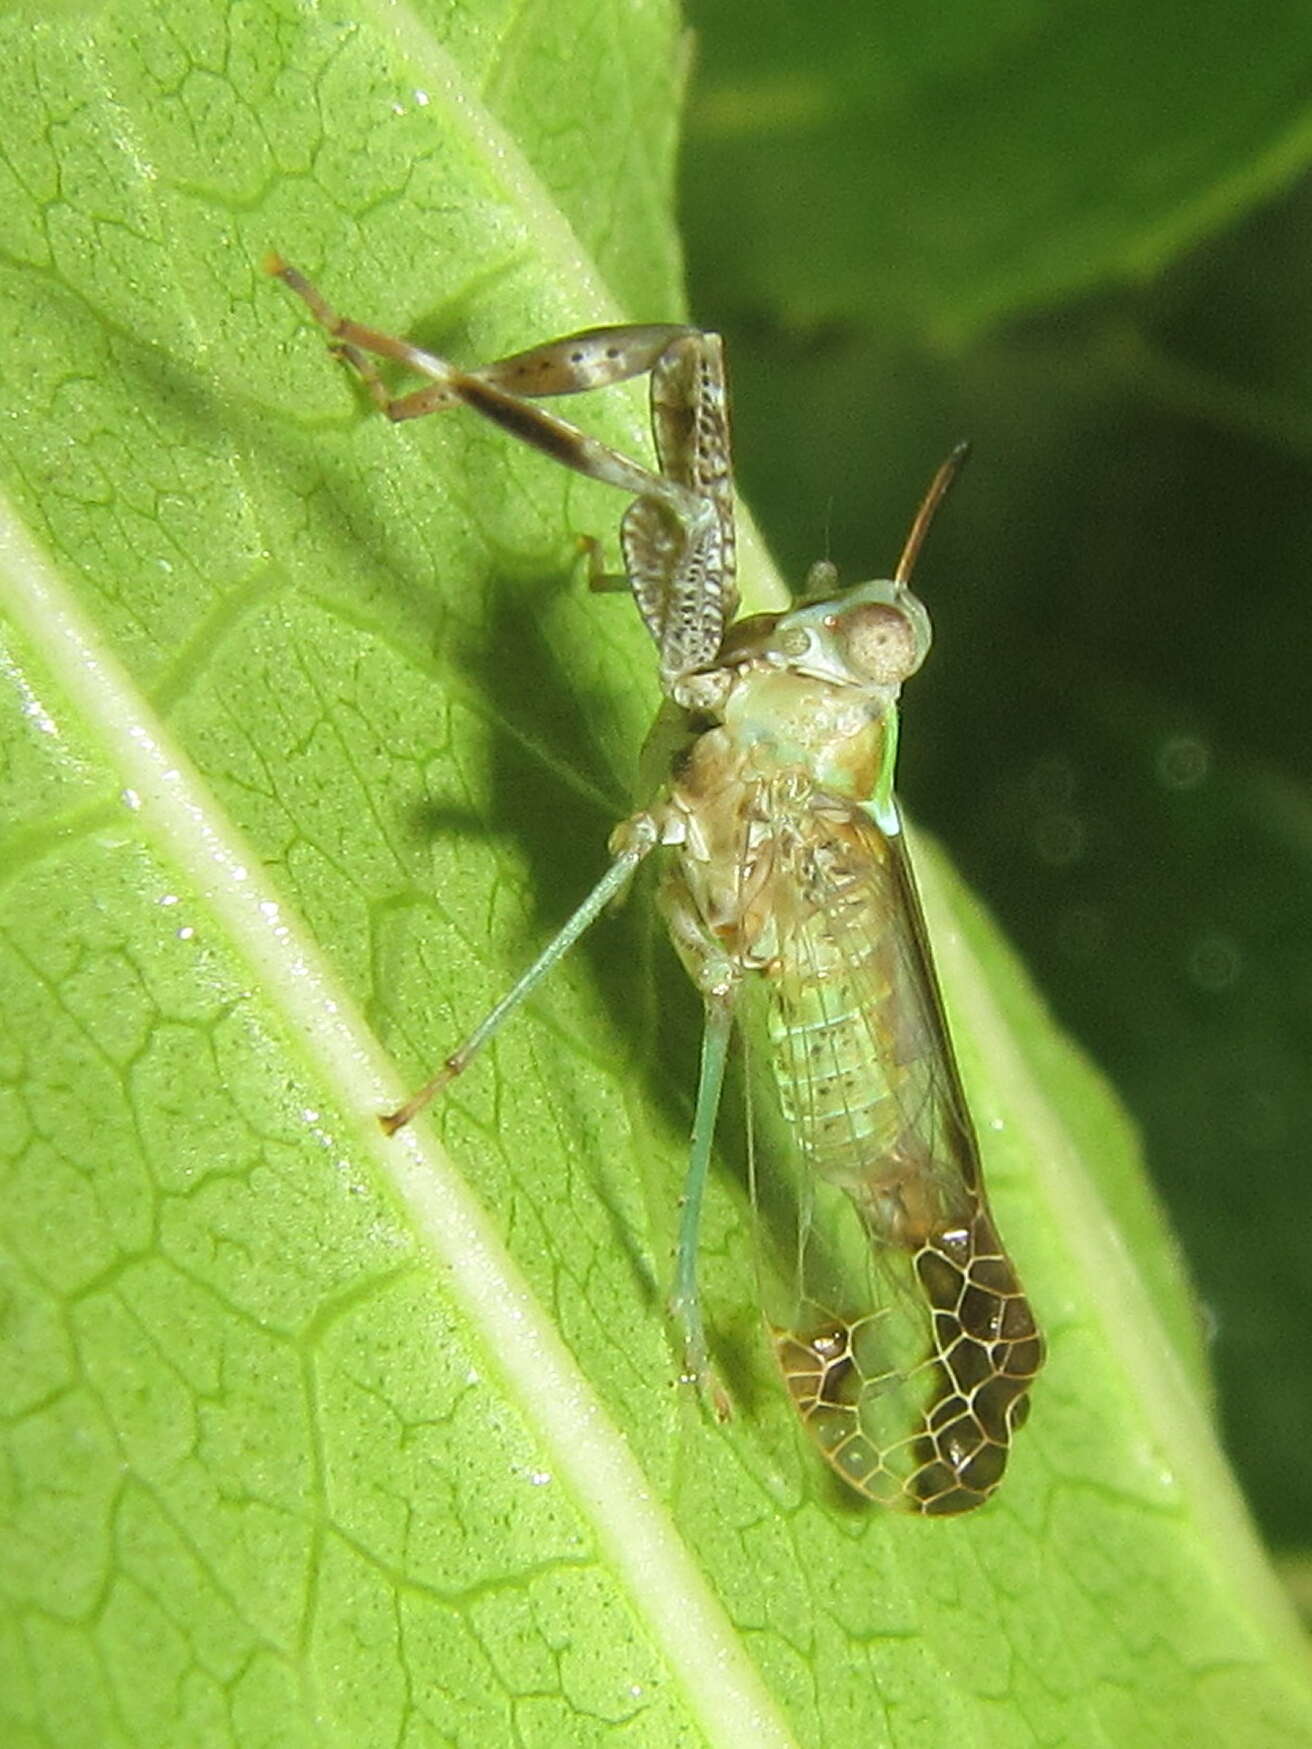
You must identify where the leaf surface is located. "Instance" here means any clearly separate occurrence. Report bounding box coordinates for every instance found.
[1,4,1309,1747]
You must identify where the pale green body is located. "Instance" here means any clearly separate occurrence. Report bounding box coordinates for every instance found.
[644,585,1042,1510]
[273,259,1042,1510]
[650,587,958,1233]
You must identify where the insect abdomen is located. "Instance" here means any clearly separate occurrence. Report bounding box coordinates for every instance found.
[766,942,923,1197]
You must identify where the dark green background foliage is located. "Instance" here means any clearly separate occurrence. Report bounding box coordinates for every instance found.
[683,0,1312,1554]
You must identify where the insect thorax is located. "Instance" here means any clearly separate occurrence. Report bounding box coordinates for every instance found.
[648,651,895,983]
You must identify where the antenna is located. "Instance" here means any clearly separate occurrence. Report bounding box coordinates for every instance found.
[894,441,971,585]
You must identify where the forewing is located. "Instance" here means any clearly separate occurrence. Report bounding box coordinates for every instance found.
[743,804,1042,1512]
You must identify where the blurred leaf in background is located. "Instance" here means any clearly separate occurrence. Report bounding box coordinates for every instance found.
[683,0,1312,1555]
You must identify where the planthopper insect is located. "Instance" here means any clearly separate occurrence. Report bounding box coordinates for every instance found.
[268,255,1043,1513]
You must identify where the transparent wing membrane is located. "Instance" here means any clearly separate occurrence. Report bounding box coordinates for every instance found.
[747,802,1042,1512]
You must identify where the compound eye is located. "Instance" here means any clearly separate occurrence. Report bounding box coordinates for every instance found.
[839,601,921,683]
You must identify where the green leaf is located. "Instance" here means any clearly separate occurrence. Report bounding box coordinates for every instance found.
[1,6,1309,1749]
[683,0,1312,346]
